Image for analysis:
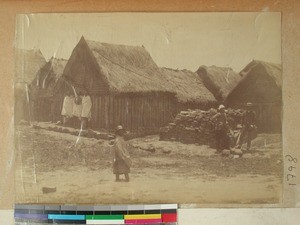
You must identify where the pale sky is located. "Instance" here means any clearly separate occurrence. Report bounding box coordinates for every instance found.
[15,12,281,72]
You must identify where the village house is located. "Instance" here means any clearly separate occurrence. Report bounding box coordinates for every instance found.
[30,57,68,122]
[225,60,282,132]
[15,48,46,122]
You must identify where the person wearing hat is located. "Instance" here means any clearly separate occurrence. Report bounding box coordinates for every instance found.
[212,104,230,153]
[112,125,132,182]
[236,102,257,150]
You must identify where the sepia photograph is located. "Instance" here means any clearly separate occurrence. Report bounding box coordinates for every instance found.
[14,12,282,205]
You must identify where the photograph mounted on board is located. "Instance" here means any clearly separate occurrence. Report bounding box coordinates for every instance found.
[14,13,282,205]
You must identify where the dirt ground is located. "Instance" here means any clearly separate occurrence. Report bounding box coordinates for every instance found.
[14,125,283,206]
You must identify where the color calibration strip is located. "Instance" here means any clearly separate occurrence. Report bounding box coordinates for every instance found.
[15,204,177,224]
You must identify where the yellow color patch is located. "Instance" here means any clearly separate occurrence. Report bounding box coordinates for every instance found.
[124,214,161,220]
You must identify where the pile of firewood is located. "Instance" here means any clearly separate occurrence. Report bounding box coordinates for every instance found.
[159,108,244,146]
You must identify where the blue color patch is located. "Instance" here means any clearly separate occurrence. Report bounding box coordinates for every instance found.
[48,214,85,220]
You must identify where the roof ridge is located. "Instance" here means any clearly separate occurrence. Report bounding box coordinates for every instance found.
[85,39,144,49]
[49,57,68,61]
[252,59,281,67]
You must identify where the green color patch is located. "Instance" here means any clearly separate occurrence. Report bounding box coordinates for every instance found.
[86,215,124,220]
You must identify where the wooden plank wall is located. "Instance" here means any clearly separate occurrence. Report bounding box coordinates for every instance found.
[89,95,177,132]
[230,102,282,133]
[256,102,282,133]
[32,93,218,133]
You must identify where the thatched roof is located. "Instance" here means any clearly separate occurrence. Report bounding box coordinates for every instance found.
[159,68,216,103]
[84,38,169,94]
[225,60,282,104]
[30,57,68,98]
[15,48,46,84]
[64,37,216,104]
[239,60,282,88]
[34,57,67,85]
[196,65,241,102]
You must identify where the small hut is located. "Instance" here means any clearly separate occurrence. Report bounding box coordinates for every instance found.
[196,65,241,102]
[30,57,68,122]
[160,67,216,110]
[225,60,282,132]
[15,48,46,122]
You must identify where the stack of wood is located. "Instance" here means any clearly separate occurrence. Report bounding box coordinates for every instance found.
[159,108,244,146]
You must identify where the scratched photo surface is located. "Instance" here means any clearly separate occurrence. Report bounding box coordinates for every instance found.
[14,13,282,205]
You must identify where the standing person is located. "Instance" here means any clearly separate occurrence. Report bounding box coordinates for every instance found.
[72,91,83,128]
[81,90,92,130]
[112,125,132,182]
[236,102,256,150]
[212,105,229,153]
[61,93,74,126]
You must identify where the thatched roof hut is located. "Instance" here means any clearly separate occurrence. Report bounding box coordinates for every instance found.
[29,57,68,122]
[61,37,177,130]
[15,49,46,122]
[30,57,68,99]
[225,60,282,105]
[15,48,46,84]
[225,60,282,132]
[196,65,241,102]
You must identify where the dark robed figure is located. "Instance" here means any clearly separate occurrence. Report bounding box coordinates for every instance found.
[212,104,230,152]
[236,102,257,150]
[112,125,132,182]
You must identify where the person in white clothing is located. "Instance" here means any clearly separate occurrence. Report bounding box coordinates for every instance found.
[81,90,92,130]
[72,91,83,128]
[61,93,74,125]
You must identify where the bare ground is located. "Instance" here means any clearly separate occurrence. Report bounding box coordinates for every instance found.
[14,125,283,206]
